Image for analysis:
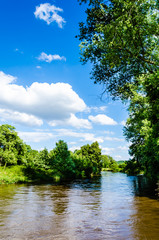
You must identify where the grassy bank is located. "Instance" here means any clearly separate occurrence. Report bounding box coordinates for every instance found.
[0,166,69,184]
[0,166,29,184]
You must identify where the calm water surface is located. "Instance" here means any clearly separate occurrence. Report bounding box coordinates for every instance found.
[0,172,159,240]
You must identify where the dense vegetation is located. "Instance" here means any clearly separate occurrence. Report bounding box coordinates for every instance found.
[78,0,159,178]
[0,124,105,184]
[0,124,145,184]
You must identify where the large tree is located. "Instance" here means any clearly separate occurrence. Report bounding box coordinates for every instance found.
[76,141,102,176]
[0,124,26,166]
[78,0,159,99]
[124,72,159,177]
[78,0,159,176]
[51,140,75,178]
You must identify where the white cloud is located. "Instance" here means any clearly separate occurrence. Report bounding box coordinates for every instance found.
[0,109,43,127]
[38,52,66,63]
[0,71,87,127]
[89,114,117,125]
[0,71,16,85]
[117,146,128,151]
[120,120,126,126]
[101,147,115,155]
[34,3,66,28]
[104,136,124,142]
[18,131,54,143]
[36,66,41,69]
[18,129,104,145]
[49,113,92,129]
[69,146,81,152]
[99,106,107,111]
[68,142,77,145]
[103,130,114,135]
[55,129,104,143]
[115,155,122,160]
[86,106,107,113]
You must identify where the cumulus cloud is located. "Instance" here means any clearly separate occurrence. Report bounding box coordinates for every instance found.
[69,146,81,152]
[18,128,104,145]
[86,106,107,113]
[0,71,87,128]
[49,113,92,129]
[18,131,54,143]
[34,3,66,28]
[103,130,114,135]
[89,114,117,125]
[0,109,43,127]
[0,71,16,85]
[104,136,124,142]
[117,146,128,151]
[115,155,122,160]
[55,129,104,143]
[101,147,115,155]
[38,52,66,63]
[101,146,128,159]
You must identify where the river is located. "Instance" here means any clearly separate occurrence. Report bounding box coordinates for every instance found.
[0,172,159,240]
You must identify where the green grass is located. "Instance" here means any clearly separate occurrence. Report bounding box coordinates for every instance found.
[0,165,29,184]
[0,165,64,184]
[102,168,112,171]
[117,161,126,165]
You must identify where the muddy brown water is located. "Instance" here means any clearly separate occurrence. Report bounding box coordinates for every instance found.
[0,172,159,240]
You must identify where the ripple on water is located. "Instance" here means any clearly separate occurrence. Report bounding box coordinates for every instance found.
[0,172,159,240]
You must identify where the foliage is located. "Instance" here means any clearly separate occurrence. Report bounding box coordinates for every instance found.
[101,154,119,172]
[2,124,144,183]
[123,160,143,175]
[0,124,108,183]
[75,141,102,177]
[0,165,28,184]
[34,148,50,169]
[0,125,26,167]
[50,140,76,179]
[78,0,159,99]
[124,72,159,177]
[78,0,159,178]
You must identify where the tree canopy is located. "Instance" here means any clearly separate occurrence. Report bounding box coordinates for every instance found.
[78,0,159,177]
[0,124,107,182]
[0,124,26,166]
[78,0,159,99]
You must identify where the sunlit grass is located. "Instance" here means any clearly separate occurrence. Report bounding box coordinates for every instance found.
[0,166,29,184]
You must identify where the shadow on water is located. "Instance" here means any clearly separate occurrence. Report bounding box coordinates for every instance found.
[131,175,159,199]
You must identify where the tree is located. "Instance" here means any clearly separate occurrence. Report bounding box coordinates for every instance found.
[52,140,75,178]
[101,155,110,168]
[78,0,159,99]
[124,72,159,177]
[78,0,159,177]
[35,148,50,168]
[76,141,102,176]
[101,154,119,171]
[0,124,26,167]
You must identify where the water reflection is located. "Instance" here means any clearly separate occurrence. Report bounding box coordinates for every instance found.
[0,172,159,240]
[133,175,158,198]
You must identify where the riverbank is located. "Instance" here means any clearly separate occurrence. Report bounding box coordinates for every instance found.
[0,165,152,185]
[0,166,29,184]
[0,166,64,184]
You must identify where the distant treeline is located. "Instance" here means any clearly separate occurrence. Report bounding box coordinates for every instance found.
[0,124,147,184]
[0,124,116,184]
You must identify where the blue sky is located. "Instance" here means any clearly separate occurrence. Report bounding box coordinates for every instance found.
[0,0,130,160]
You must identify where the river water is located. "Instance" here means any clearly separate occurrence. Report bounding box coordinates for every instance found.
[0,172,159,240]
